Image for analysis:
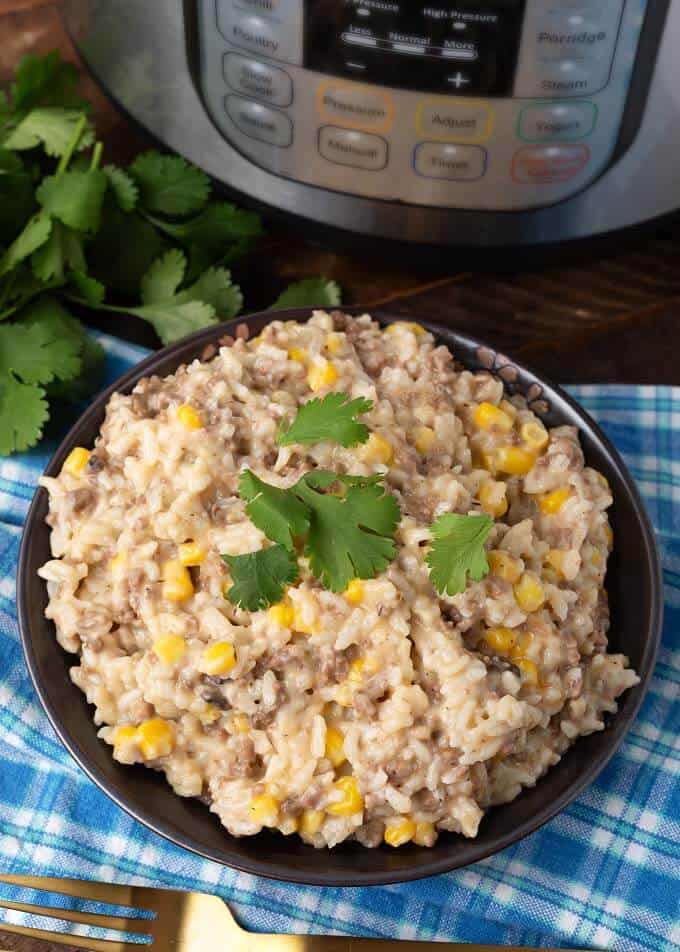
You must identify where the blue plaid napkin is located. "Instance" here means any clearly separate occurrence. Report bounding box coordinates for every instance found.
[0,333,678,951]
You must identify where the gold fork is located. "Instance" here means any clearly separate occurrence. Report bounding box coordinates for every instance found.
[0,873,582,951]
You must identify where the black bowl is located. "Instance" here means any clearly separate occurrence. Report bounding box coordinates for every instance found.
[17,309,663,886]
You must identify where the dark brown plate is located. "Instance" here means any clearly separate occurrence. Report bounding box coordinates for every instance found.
[17,309,663,886]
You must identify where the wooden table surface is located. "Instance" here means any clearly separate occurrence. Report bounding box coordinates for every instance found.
[1,1,678,950]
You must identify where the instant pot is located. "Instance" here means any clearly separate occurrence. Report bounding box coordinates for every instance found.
[64,1,678,248]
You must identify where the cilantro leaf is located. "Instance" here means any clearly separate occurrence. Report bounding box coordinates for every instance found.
[88,201,168,296]
[223,544,298,611]
[0,212,51,276]
[144,202,262,273]
[132,301,216,345]
[295,471,400,592]
[130,151,210,216]
[0,375,49,455]
[47,332,105,403]
[3,108,94,156]
[176,266,242,319]
[426,512,494,597]
[0,317,82,385]
[69,269,105,306]
[0,149,35,242]
[239,469,310,550]
[272,277,341,311]
[10,51,87,114]
[31,219,85,281]
[36,168,108,233]
[278,393,373,448]
[103,164,138,212]
[127,249,218,344]
[140,248,185,302]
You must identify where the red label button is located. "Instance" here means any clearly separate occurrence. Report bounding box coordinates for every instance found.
[511,145,590,184]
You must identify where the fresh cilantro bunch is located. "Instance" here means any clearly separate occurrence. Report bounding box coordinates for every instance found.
[0,51,341,455]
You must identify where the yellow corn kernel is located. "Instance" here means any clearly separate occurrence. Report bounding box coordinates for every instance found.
[344,579,364,605]
[110,552,128,580]
[485,626,517,654]
[153,634,186,665]
[327,776,363,816]
[335,682,355,707]
[590,550,602,566]
[176,404,203,430]
[307,360,339,392]
[500,399,517,419]
[517,658,540,685]
[231,713,250,734]
[514,573,546,613]
[200,641,236,676]
[413,821,436,847]
[385,321,425,336]
[178,542,205,566]
[520,421,549,453]
[324,726,346,768]
[604,524,614,549]
[249,794,279,826]
[112,725,138,748]
[137,718,174,760]
[299,809,324,836]
[288,346,308,363]
[478,480,508,518]
[472,402,514,432]
[488,550,522,584]
[511,630,534,660]
[545,549,567,577]
[325,332,343,355]
[413,425,436,454]
[495,446,536,476]
[384,817,417,847]
[162,560,194,603]
[62,447,90,476]
[539,487,572,515]
[362,433,394,465]
[268,601,295,628]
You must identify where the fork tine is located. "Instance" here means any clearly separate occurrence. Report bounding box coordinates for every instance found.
[0,873,151,910]
[0,897,152,934]
[0,919,136,952]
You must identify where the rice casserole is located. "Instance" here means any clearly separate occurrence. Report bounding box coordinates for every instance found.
[38,312,639,849]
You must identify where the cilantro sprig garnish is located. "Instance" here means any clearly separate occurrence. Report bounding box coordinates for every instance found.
[278,393,373,448]
[0,50,343,456]
[223,468,401,608]
[223,544,298,612]
[426,513,494,596]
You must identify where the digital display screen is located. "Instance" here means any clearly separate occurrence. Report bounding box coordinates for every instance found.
[305,0,526,95]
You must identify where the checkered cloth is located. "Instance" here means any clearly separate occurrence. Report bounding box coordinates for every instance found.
[0,333,678,951]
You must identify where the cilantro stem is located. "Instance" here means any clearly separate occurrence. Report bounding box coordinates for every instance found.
[90,141,103,172]
[56,112,87,176]
[0,271,17,311]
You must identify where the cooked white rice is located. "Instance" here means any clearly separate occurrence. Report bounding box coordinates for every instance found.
[38,311,638,848]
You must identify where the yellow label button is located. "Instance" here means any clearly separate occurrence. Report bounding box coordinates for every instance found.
[317,81,394,133]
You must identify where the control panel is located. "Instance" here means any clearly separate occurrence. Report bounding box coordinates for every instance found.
[197,0,650,211]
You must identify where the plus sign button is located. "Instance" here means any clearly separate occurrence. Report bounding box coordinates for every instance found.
[447,71,472,90]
